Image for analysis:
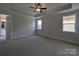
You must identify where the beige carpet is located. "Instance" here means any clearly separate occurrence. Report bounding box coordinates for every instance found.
[0,35,79,56]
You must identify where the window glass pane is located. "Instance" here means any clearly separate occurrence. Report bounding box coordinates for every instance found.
[63,24,75,32]
[68,19,75,23]
[68,15,76,23]
[37,20,42,25]
[37,20,42,29]
[63,16,69,23]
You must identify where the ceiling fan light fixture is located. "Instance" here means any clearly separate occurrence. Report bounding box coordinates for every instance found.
[36,8,41,11]
[31,3,47,13]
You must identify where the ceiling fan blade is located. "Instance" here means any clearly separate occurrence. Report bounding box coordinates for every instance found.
[30,6,36,9]
[30,6,34,8]
[40,8,47,9]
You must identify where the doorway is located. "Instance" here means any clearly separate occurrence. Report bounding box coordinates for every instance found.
[0,14,6,40]
[0,14,12,40]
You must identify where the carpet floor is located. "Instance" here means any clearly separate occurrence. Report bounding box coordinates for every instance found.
[0,35,79,56]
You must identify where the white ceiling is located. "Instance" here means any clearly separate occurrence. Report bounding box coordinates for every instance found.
[0,3,72,16]
[10,3,70,13]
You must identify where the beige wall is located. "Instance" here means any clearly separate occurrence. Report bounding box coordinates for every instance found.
[0,3,35,39]
[36,4,79,44]
[12,15,35,39]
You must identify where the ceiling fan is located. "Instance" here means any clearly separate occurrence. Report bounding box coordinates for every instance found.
[30,3,47,13]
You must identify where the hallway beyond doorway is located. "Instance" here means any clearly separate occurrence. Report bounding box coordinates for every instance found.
[0,28,6,40]
[0,14,7,40]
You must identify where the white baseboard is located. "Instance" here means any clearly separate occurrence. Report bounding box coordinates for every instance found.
[12,34,33,39]
[12,33,79,45]
[37,33,79,45]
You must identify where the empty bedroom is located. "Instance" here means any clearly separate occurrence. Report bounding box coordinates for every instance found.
[0,3,79,56]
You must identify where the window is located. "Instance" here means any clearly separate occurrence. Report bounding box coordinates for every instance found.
[63,15,76,32]
[37,20,42,29]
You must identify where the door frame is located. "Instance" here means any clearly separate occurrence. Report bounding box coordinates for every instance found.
[6,15,12,40]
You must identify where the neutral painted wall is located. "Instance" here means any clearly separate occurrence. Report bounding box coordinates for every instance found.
[12,15,35,39]
[0,4,35,39]
[36,4,79,44]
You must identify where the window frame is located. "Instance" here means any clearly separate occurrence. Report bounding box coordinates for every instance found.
[62,15,76,33]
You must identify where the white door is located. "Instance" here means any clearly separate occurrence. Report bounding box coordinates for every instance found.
[6,15,12,40]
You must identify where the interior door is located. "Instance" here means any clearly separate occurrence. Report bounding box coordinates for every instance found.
[6,15,12,40]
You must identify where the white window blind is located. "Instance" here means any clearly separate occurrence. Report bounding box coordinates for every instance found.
[63,15,76,32]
